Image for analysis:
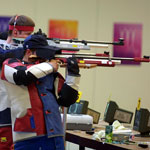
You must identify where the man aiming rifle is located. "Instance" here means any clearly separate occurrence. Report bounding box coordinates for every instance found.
[1,34,80,150]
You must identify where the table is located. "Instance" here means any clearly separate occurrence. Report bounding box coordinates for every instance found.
[65,124,150,150]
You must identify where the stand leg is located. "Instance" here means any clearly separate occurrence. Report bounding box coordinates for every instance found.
[79,146,85,150]
[63,107,68,150]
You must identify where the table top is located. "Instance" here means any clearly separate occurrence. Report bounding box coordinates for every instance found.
[65,122,150,150]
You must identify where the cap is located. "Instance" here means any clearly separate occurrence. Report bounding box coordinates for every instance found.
[23,34,61,59]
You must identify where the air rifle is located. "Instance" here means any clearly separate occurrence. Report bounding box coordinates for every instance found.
[47,38,124,51]
[13,36,124,50]
[55,52,150,69]
[36,28,124,49]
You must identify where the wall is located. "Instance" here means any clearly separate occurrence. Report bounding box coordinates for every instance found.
[94,0,150,118]
[1,0,150,149]
[0,0,150,134]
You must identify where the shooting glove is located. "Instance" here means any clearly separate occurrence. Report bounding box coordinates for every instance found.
[67,57,80,76]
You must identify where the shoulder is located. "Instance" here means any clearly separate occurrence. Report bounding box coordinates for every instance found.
[0,39,5,44]
[3,58,22,66]
[0,40,11,50]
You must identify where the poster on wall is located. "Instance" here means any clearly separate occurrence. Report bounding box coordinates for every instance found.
[48,19,78,39]
[0,16,11,32]
[113,23,142,65]
[49,19,78,53]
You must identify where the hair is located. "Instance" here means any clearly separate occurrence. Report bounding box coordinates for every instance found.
[8,15,35,36]
[0,31,8,40]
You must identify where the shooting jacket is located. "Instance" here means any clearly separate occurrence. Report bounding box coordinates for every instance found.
[1,58,80,142]
[0,41,24,150]
[0,42,24,127]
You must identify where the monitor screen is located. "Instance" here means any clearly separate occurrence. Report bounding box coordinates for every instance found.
[68,100,89,114]
[114,108,133,123]
[104,100,133,124]
[87,108,100,124]
[133,108,150,137]
[104,101,119,124]
[147,116,150,127]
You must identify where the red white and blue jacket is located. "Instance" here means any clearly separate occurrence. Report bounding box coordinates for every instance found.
[0,42,24,127]
[1,58,80,142]
[0,41,24,150]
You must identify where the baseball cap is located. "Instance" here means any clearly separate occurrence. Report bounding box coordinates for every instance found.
[23,34,61,59]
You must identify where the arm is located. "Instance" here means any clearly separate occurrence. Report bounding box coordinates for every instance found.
[1,58,56,86]
[56,57,81,107]
[56,80,80,107]
[0,47,24,66]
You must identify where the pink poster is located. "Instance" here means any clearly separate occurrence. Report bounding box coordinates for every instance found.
[48,19,78,53]
[49,19,78,39]
[113,23,142,65]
